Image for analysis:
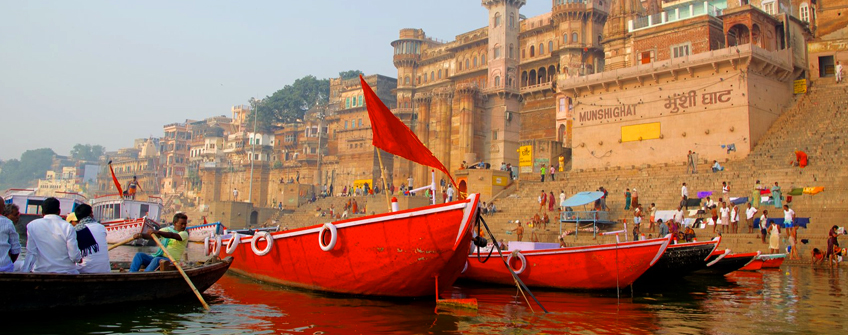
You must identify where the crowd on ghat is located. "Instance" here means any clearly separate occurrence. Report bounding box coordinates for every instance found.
[500,177,843,267]
[0,196,191,274]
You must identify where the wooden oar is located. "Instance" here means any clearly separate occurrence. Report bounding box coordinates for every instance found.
[149,234,211,310]
[107,236,138,251]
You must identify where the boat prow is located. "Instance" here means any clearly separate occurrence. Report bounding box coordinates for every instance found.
[213,194,480,297]
[635,236,722,283]
[462,234,673,290]
[695,250,761,276]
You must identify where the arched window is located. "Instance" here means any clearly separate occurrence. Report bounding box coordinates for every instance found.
[404,76,410,85]
[473,56,478,67]
[352,96,357,106]
[509,13,514,28]
[799,3,809,22]
[466,59,470,69]
[494,76,501,87]
[359,95,364,106]
[438,69,442,79]
[494,12,502,27]
[430,71,434,81]
[548,41,553,52]
[494,44,502,58]
[509,44,514,58]
[539,43,544,54]
[481,54,486,63]
[459,60,463,71]
[424,73,427,83]
[572,32,578,42]
[530,45,535,57]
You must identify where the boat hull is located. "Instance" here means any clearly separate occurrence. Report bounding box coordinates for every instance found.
[186,222,224,242]
[759,254,786,268]
[695,251,760,276]
[103,218,146,244]
[217,194,480,297]
[0,257,232,313]
[636,238,721,283]
[740,259,765,271]
[462,235,672,290]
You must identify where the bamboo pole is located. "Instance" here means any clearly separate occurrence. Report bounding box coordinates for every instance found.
[150,234,210,310]
[107,236,137,251]
[376,147,392,212]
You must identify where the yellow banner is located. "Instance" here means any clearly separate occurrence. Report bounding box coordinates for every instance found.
[793,79,807,94]
[353,179,373,189]
[518,145,532,167]
[621,122,661,143]
[492,175,508,186]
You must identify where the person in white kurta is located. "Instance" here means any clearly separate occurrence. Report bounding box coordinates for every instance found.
[21,198,81,274]
[74,204,110,274]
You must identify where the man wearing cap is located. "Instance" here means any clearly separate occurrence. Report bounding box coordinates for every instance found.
[21,197,81,274]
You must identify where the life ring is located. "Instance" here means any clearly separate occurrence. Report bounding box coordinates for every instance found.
[225,233,241,254]
[461,260,469,274]
[204,237,211,256]
[507,251,527,275]
[210,235,222,257]
[251,231,274,256]
[318,223,338,251]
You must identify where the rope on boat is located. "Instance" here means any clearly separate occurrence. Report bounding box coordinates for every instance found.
[477,215,548,313]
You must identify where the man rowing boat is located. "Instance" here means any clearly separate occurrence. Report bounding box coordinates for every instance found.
[129,213,188,272]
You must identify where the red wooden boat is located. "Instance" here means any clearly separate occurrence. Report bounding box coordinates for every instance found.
[635,237,722,283]
[758,253,786,268]
[695,250,761,276]
[461,235,672,290]
[207,194,480,297]
[739,258,765,271]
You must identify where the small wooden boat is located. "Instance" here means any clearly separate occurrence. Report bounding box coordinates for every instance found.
[461,235,672,290]
[739,258,765,271]
[635,237,722,283]
[758,253,786,268]
[0,257,233,312]
[208,194,480,297]
[694,250,760,276]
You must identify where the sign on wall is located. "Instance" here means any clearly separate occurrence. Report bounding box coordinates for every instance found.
[793,79,807,94]
[518,145,532,166]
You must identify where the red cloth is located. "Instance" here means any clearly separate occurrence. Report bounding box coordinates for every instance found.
[360,75,456,187]
[795,151,808,168]
[108,162,124,195]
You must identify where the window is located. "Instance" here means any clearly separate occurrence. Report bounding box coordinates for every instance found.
[548,41,553,53]
[358,119,363,127]
[430,71,434,81]
[509,13,514,28]
[539,43,544,54]
[352,96,357,106]
[438,70,442,79]
[494,76,501,86]
[530,45,535,57]
[800,3,809,22]
[473,57,478,67]
[672,43,690,58]
[494,45,502,59]
[493,130,498,140]
[359,95,364,106]
[481,54,486,63]
[404,76,410,85]
[466,59,470,69]
[572,32,578,42]
[494,12,502,27]
[563,34,568,44]
[640,50,655,64]
[346,98,350,108]
[762,1,775,14]
[559,97,566,112]
[509,44,514,58]
[459,61,462,71]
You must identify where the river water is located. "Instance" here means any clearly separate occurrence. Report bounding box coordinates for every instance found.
[11,244,847,334]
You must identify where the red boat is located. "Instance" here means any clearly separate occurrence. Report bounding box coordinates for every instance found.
[758,253,786,268]
[695,250,761,276]
[739,258,765,271]
[635,237,722,283]
[461,235,672,290]
[208,194,480,297]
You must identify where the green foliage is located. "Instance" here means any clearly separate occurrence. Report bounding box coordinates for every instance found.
[338,70,363,80]
[273,161,283,169]
[70,144,105,162]
[0,148,56,190]
[249,75,330,132]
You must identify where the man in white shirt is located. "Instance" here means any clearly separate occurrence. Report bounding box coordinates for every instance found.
[681,183,689,210]
[730,203,739,234]
[21,198,81,274]
[746,203,758,233]
[73,204,110,273]
[446,185,455,202]
[783,204,795,228]
[836,61,843,84]
[0,197,21,272]
[559,191,566,211]
[674,206,685,225]
[719,202,730,234]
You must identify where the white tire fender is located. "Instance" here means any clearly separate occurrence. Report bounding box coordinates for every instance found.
[211,235,222,258]
[319,223,338,251]
[225,233,241,254]
[507,251,527,275]
[251,231,274,256]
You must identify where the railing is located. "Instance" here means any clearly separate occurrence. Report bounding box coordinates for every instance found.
[629,1,723,32]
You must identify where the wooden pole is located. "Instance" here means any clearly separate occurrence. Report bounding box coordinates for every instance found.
[375,147,392,212]
[107,236,138,251]
[150,234,210,310]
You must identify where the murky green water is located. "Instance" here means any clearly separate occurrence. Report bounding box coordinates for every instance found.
[10,244,847,334]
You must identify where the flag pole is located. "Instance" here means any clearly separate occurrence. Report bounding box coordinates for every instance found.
[376,147,392,212]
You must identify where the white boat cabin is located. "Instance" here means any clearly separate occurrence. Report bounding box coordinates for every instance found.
[2,189,84,216]
[90,194,163,223]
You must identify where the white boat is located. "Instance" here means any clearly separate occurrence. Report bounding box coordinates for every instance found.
[2,188,85,218]
[91,194,164,244]
[186,222,225,242]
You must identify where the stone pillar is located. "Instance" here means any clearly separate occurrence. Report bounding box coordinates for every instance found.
[433,89,453,180]
[414,94,432,186]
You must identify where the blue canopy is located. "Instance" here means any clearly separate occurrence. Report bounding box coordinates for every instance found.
[561,191,605,207]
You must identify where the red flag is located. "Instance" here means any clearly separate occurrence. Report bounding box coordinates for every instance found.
[108,161,124,196]
[360,75,456,187]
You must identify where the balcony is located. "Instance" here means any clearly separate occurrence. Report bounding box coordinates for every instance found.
[520,81,554,94]
[629,1,723,32]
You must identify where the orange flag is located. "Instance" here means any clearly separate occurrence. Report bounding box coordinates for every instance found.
[360,75,456,188]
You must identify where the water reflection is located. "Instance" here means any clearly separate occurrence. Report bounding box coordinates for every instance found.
[9,243,848,334]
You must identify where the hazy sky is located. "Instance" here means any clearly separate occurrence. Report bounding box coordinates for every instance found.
[0,0,551,161]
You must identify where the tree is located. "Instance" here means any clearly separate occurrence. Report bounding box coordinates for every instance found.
[0,148,56,190]
[249,75,330,131]
[70,144,106,162]
[338,70,364,80]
